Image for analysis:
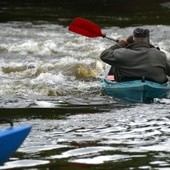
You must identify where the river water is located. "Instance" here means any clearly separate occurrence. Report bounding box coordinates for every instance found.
[0,1,170,170]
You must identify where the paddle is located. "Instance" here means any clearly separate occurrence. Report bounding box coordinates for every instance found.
[68,17,117,42]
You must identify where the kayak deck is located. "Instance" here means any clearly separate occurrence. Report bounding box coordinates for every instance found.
[102,78,170,103]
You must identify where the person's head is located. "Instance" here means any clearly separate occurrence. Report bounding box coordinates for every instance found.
[133,28,150,44]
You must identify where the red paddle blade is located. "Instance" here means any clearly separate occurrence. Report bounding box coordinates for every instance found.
[68,17,105,38]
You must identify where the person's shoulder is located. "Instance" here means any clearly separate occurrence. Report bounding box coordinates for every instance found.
[150,47,167,57]
[125,43,135,49]
[149,44,160,50]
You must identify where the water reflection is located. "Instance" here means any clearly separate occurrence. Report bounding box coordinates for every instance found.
[1,0,170,26]
[1,103,169,169]
[0,160,50,170]
[0,1,170,169]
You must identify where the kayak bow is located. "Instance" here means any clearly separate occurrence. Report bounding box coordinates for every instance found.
[0,124,32,165]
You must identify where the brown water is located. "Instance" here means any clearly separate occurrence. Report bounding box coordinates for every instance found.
[1,0,170,27]
[0,1,170,169]
[1,102,170,170]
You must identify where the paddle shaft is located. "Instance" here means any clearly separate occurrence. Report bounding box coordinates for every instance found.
[105,36,117,42]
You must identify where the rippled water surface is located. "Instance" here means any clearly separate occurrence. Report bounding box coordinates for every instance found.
[0,2,170,169]
[0,103,170,169]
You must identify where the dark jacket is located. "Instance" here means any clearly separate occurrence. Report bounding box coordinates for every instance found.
[100,43,170,83]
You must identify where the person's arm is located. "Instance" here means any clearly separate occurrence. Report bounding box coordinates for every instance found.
[165,62,170,76]
[100,38,127,65]
[100,46,117,65]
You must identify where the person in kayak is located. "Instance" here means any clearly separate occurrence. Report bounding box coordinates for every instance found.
[100,28,170,83]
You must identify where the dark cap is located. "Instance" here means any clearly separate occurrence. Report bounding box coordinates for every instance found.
[133,28,149,38]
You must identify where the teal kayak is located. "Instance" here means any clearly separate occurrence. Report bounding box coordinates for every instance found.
[102,77,170,103]
[0,120,32,165]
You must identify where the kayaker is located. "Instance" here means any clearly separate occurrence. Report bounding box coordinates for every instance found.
[107,35,133,76]
[100,28,170,83]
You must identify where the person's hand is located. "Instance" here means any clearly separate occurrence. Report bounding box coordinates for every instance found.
[117,38,128,47]
[126,35,134,44]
